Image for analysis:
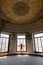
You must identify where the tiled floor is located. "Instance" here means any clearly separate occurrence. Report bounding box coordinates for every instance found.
[0,55,43,65]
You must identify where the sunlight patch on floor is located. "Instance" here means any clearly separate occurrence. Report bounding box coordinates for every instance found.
[0,56,7,59]
[17,55,29,57]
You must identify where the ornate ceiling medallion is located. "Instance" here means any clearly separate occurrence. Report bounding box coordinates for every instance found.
[1,0,42,24]
[13,2,29,16]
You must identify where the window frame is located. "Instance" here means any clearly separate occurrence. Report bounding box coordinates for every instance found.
[16,34,27,52]
[0,33,10,53]
[33,32,43,53]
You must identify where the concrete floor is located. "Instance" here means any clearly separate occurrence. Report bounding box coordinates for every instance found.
[0,55,43,65]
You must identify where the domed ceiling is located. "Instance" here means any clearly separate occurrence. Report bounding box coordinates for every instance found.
[1,0,42,24]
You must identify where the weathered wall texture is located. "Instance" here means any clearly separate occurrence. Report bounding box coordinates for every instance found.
[9,34,33,54]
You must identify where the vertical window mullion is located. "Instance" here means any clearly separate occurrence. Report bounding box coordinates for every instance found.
[4,38,6,52]
[0,38,2,52]
[37,38,39,52]
[1,38,3,52]
[35,38,39,52]
[34,38,36,52]
[40,37,42,52]
[42,37,43,52]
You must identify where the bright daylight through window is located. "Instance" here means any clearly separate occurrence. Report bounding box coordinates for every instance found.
[17,34,26,52]
[0,33,9,52]
[34,33,43,52]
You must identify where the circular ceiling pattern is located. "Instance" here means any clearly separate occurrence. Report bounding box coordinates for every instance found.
[1,0,42,24]
[13,2,29,16]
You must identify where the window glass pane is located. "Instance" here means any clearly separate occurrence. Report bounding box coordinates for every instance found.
[17,39,21,45]
[5,39,9,51]
[23,39,26,51]
[2,38,5,52]
[38,38,42,52]
[35,38,38,51]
